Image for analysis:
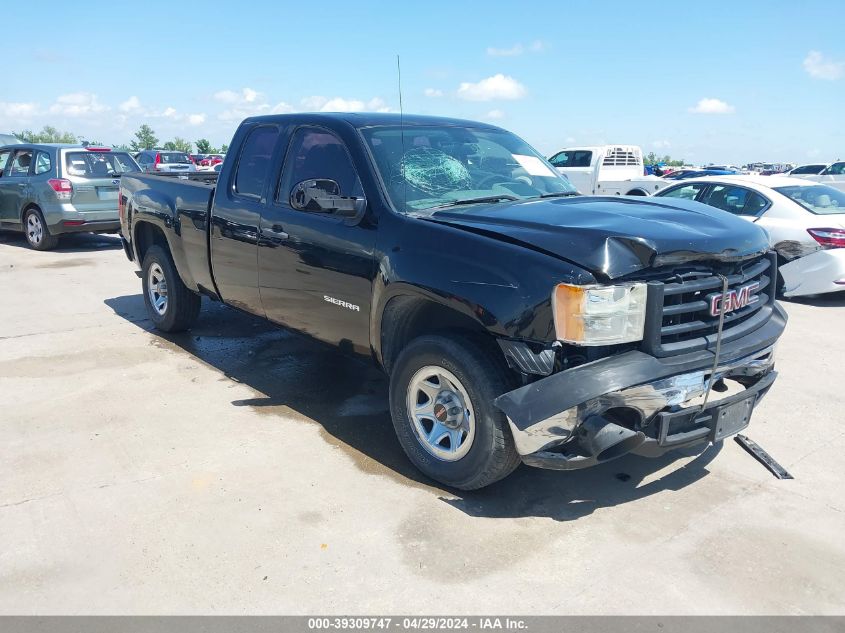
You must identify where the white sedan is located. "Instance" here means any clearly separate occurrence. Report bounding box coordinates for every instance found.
[655,175,845,297]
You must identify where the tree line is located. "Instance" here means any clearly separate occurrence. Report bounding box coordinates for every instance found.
[12,125,228,155]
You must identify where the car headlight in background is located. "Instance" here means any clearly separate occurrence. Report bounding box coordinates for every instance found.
[552,283,647,346]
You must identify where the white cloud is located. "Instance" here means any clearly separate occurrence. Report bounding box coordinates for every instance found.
[215,88,279,121]
[803,50,844,80]
[487,44,523,57]
[119,96,142,113]
[0,101,39,119]
[486,109,505,120]
[486,40,545,57]
[652,140,671,149]
[301,96,392,113]
[457,74,526,101]
[424,88,443,98]
[162,107,178,118]
[688,98,735,114]
[187,113,206,126]
[49,92,108,117]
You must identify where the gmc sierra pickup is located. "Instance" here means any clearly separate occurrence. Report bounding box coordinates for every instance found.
[119,113,786,490]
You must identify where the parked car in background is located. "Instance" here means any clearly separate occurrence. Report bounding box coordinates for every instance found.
[118,112,784,489]
[549,145,669,195]
[656,175,845,297]
[794,162,845,193]
[663,169,737,180]
[784,164,827,177]
[0,144,139,250]
[135,150,197,173]
[707,164,743,172]
[189,154,207,165]
[199,154,224,167]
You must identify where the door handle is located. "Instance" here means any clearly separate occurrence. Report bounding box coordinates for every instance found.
[264,224,289,240]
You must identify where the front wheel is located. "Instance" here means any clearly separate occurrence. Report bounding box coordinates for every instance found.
[141,244,201,332]
[389,334,520,490]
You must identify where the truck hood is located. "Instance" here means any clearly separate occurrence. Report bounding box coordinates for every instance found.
[425,196,770,279]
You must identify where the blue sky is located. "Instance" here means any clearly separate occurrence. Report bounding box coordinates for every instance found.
[3,1,843,164]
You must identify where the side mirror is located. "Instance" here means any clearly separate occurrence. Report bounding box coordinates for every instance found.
[290,179,365,218]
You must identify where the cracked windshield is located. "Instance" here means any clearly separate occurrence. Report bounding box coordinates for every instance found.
[361,125,577,212]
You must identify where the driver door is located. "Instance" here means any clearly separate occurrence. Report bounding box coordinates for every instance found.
[257,126,377,354]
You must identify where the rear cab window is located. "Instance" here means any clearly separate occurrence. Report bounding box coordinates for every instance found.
[63,151,139,178]
[234,126,281,198]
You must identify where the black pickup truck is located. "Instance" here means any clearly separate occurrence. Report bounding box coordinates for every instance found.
[119,113,786,489]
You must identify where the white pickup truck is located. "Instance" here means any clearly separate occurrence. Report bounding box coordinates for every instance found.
[549,145,669,196]
[792,161,845,192]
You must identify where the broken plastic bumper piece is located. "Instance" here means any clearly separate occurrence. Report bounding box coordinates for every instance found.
[494,306,785,470]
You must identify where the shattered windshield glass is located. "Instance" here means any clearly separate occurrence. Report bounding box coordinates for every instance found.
[360,125,577,212]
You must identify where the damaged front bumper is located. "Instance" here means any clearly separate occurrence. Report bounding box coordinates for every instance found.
[494,303,786,470]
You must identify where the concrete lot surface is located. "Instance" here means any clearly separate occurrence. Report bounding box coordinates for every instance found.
[1,232,844,614]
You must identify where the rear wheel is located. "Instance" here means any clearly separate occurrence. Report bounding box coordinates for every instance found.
[141,244,201,332]
[23,208,58,250]
[389,334,520,490]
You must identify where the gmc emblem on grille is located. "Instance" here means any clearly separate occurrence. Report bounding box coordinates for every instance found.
[709,282,760,317]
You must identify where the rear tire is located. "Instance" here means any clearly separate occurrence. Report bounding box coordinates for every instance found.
[389,334,520,490]
[23,208,58,251]
[141,244,201,332]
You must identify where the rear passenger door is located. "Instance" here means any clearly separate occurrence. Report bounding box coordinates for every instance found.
[0,148,33,227]
[209,123,282,316]
[257,125,376,354]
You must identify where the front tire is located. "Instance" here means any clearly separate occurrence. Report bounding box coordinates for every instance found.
[141,244,201,332]
[23,208,58,250]
[389,334,520,490]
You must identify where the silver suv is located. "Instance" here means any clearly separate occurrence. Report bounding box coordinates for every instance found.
[0,144,140,250]
[134,150,196,173]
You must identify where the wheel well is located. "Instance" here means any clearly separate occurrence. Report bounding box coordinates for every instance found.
[626,189,647,196]
[21,203,41,224]
[380,296,494,373]
[133,221,169,263]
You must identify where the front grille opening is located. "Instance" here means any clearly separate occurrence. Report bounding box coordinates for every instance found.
[644,254,776,356]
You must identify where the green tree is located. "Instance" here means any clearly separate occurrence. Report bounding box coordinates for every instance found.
[644,152,685,167]
[195,138,212,154]
[220,144,229,154]
[14,126,77,144]
[130,124,159,151]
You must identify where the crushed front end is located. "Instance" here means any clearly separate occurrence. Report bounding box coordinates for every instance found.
[494,252,786,470]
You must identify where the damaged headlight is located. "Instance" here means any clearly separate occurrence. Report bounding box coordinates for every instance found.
[552,283,647,346]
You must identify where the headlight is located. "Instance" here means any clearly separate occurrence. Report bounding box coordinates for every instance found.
[552,283,647,346]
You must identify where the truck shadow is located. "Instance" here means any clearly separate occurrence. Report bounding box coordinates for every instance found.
[786,291,845,308]
[0,230,123,252]
[105,294,722,522]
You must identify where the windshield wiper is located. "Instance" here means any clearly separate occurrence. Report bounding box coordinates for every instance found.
[436,195,519,208]
[538,191,579,198]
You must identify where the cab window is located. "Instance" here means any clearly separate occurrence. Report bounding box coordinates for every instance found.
[824,162,845,176]
[277,127,363,205]
[549,150,592,168]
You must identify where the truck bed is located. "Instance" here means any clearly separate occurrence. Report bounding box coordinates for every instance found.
[120,170,219,296]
